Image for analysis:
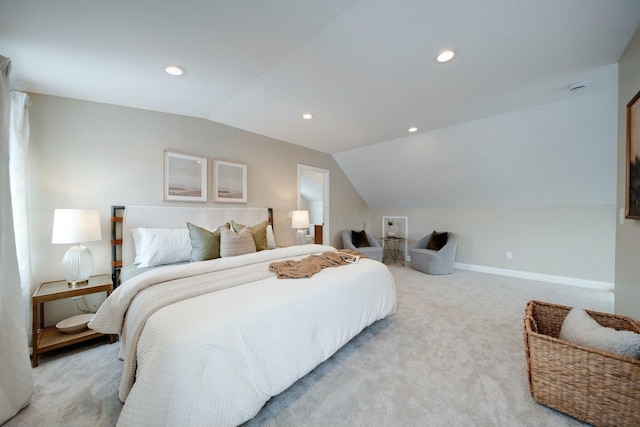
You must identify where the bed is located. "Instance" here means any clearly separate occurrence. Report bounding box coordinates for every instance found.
[89,206,397,427]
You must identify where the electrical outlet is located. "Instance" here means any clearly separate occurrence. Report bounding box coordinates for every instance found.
[505,251,513,260]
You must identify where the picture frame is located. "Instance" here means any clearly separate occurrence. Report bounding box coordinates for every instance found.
[163,151,207,202]
[214,160,247,203]
[626,89,640,219]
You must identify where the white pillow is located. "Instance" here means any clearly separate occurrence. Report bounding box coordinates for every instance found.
[266,224,277,249]
[559,307,640,359]
[220,227,257,257]
[136,227,191,268]
[131,228,143,264]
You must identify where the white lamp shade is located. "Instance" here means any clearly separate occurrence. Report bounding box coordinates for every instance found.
[52,209,102,244]
[291,210,310,229]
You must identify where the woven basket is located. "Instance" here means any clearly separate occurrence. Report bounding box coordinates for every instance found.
[523,300,640,427]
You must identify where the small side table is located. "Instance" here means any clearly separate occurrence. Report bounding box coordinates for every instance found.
[31,274,114,367]
[381,236,406,265]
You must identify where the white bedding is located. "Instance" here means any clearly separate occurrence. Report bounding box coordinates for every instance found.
[91,244,397,427]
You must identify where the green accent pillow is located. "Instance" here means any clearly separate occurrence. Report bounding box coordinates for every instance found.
[250,220,269,251]
[187,222,223,261]
[426,231,448,251]
[231,219,269,251]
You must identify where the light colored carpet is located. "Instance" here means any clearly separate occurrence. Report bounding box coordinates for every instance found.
[4,265,613,427]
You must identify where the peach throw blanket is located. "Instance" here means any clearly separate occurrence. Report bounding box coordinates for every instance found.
[269,250,366,279]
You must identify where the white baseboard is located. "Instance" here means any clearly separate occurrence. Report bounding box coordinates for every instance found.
[452,262,614,292]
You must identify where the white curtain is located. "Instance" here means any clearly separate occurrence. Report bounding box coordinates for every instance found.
[0,55,33,424]
[10,90,31,335]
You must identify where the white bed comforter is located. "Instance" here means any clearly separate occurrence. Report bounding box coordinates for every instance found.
[90,245,397,427]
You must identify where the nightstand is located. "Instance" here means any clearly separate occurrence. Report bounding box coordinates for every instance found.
[31,274,114,367]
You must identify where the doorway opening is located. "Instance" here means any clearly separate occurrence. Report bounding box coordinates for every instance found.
[298,164,330,245]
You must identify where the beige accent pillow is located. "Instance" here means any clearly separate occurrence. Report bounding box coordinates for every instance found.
[230,219,269,251]
[220,227,257,257]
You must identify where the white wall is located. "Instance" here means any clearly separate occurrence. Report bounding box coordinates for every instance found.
[372,205,614,285]
[616,27,640,318]
[27,94,370,325]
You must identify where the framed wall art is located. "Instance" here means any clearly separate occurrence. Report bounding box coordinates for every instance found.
[626,90,640,219]
[214,160,247,203]
[163,151,207,202]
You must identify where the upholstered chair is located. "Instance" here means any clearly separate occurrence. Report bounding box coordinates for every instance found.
[341,230,383,262]
[410,232,458,274]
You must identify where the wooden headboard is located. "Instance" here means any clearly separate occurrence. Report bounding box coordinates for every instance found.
[111,205,273,285]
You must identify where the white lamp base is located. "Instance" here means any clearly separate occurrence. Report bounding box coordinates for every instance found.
[62,245,94,287]
[296,229,306,245]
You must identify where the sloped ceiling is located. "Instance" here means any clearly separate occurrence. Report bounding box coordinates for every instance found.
[1,0,639,155]
[335,68,618,208]
[1,1,639,208]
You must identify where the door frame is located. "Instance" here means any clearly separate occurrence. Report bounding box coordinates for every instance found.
[298,164,330,245]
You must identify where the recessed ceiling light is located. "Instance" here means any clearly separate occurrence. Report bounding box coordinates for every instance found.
[408,127,418,133]
[302,113,313,120]
[165,65,187,76]
[436,49,455,63]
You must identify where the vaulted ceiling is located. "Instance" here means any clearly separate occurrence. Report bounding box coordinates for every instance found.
[2,0,639,155]
[2,1,640,209]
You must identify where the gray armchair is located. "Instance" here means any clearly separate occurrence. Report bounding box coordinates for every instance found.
[410,232,457,275]
[341,230,383,262]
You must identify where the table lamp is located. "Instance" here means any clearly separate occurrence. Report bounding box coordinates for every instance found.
[291,210,309,245]
[52,209,102,287]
